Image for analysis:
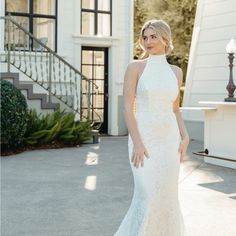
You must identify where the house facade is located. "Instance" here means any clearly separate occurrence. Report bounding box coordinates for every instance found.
[0,0,133,135]
[183,0,236,123]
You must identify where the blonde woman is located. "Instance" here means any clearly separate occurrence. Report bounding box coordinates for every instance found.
[114,19,189,235]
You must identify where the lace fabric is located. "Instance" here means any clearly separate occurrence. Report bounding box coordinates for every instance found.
[114,54,185,236]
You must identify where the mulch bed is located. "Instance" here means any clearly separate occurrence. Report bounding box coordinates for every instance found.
[1,141,78,156]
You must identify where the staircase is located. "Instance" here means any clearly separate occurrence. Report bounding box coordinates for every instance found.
[0,15,99,120]
[1,72,59,115]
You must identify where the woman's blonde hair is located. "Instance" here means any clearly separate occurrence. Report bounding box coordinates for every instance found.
[139,19,174,57]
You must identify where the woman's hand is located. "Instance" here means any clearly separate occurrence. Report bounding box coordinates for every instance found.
[132,143,149,168]
[178,136,189,162]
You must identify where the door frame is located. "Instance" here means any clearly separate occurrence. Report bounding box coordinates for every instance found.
[81,46,109,133]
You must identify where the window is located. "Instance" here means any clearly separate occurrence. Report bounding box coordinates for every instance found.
[5,0,57,51]
[81,0,112,36]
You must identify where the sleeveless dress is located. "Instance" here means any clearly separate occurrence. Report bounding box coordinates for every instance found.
[114,54,185,236]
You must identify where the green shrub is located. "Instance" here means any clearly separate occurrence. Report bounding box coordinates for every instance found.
[25,109,92,146]
[1,80,28,150]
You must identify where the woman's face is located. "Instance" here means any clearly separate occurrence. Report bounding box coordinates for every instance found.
[142,28,166,55]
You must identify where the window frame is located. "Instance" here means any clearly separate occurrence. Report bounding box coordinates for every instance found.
[5,0,58,52]
[80,0,112,36]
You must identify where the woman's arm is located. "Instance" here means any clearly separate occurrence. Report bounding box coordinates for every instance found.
[172,66,189,162]
[123,62,149,168]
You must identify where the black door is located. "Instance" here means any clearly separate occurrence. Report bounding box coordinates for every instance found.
[81,47,109,133]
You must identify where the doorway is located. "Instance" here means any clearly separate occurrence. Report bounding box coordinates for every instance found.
[81,47,109,133]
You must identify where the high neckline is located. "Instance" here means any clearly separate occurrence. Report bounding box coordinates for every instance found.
[148,54,167,64]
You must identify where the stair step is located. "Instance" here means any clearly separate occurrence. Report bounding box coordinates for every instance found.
[0,72,60,111]
[21,90,55,115]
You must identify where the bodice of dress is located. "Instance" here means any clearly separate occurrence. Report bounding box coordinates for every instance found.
[134,54,180,144]
[136,54,179,116]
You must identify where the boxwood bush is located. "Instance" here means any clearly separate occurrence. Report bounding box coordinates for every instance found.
[1,80,28,150]
[1,80,93,155]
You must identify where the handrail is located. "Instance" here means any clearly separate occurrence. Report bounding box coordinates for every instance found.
[0,15,97,85]
[1,14,101,124]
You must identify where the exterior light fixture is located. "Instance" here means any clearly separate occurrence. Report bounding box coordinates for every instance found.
[225,39,236,102]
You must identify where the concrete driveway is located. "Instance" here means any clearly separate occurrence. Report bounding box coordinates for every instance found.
[1,136,236,236]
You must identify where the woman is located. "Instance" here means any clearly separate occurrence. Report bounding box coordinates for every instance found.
[114,19,189,236]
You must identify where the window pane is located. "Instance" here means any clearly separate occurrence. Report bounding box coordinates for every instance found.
[12,16,29,31]
[94,66,104,79]
[93,80,104,93]
[94,51,104,65]
[93,108,103,122]
[33,18,55,50]
[82,50,93,64]
[81,12,95,35]
[6,0,29,13]
[98,0,110,11]
[82,65,93,79]
[81,108,88,118]
[93,94,104,108]
[82,94,89,107]
[33,0,56,15]
[81,0,95,10]
[81,79,94,94]
[97,14,110,36]
[81,79,88,93]
[6,16,30,49]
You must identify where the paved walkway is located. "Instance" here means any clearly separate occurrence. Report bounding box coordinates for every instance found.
[1,136,236,236]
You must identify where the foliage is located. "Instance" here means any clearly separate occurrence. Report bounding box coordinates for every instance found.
[134,0,197,85]
[24,109,92,146]
[0,80,28,150]
[134,0,151,58]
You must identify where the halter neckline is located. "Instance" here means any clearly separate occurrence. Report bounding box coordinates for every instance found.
[148,54,167,64]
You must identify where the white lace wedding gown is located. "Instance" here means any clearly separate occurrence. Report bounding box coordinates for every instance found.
[114,54,185,236]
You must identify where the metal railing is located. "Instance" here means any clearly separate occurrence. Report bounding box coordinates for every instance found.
[0,15,100,121]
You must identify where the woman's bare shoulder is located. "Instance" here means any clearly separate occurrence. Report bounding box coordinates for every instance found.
[127,59,146,70]
[126,59,147,78]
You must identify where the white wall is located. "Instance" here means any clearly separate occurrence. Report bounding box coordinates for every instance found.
[68,0,133,135]
[0,0,5,54]
[183,0,236,121]
[0,0,133,135]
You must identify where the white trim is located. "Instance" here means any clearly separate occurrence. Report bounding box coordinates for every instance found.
[0,50,67,59]
[183,0,205,121]
[72,34,120,47]
[199,101,236,106]
[0,1,5,52]
[72,34,120,41]
[181,106,217,110]
[184,0,204,93]
[73,0,81,36]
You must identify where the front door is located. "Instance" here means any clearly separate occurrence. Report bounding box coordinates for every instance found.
[81,47,109,133]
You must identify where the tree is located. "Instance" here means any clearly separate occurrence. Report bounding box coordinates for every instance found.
[134,0,197,85]
[133,0,151,58]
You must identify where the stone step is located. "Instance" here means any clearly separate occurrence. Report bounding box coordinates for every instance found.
[0,72,59,111]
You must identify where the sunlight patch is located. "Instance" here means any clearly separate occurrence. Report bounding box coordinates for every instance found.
[85,152,98,165]
[91,145,100,150]
[84,175,97,191]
